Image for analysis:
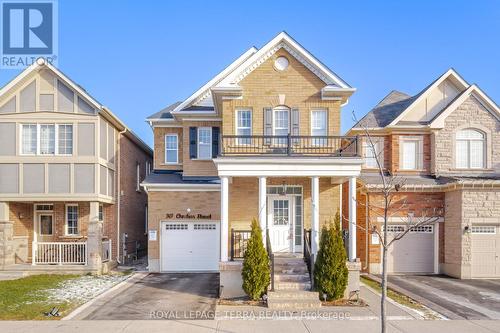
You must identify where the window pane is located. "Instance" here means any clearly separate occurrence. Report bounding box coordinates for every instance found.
[456,129,483,140]
[58,124,73,154]
[67,205,78,235]
[40,124,55,154]
[274,110,289,134]
[363,142,377,168]
[40,215,53,235]
[237,110,251,128]
[311,110,327,135]
[456,140,468,168]
[470,140,484,168]
[166,150,177,163]
[198,128,211,159]
[402,141,417,169]
[22,124,37,154]
[165,135,178,163]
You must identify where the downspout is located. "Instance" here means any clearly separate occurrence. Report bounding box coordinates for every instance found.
[364,193,368,270]
[116,128,127,264]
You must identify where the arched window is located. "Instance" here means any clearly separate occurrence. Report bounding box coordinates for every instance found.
[455,129,485,169]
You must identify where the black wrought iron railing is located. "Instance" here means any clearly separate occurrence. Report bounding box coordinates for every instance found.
[266,228,275,292]
[304,228,314,289]
[220,135,359,157]
[230,229,251,260]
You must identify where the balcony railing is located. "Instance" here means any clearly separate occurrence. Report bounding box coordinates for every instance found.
[230,229,251,260]
[220,135,359,157]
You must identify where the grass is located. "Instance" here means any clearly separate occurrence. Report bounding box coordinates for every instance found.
[0,274,80,320]
[360,276,428,312]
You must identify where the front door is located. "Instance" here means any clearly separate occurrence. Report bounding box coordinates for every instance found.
[38,214,54,242]
[269,197,293,252]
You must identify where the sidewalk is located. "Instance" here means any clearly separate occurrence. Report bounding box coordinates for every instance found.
[1,320,499,333]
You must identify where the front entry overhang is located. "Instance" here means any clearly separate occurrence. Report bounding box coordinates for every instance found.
[213,157,363,177]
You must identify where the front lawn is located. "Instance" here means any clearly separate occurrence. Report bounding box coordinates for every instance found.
[0,274,80,320]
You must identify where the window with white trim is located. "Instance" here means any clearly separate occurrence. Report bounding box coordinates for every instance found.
[165,134,178,164]
[39,124,55,154]
[456,129,485,169]
[58,124,73,155]
[363,137,384,168]
[400,136,423,170]
[311,109,327,146]
[146,161,151,175]
[66,204,79,235]
[197,127,212,159]
[136,162,141,192]
[273,108,289,136]
[22,124,37,154]
[471,226,496,234]
[236,109,252,145]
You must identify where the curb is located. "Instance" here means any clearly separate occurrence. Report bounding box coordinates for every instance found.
[366,274,462,320]
[63,272,149,320]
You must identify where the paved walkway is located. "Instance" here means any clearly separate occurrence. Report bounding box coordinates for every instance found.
[1,320,500,332]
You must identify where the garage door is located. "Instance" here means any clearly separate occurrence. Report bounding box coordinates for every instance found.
[161,221,220,272]
[387,225,436,274]
[472,225,500,278]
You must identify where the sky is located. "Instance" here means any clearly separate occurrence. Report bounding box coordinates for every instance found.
[1,0,499,146]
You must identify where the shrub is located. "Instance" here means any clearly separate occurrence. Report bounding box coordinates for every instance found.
[241,218,270,300]
[313,212,348,300]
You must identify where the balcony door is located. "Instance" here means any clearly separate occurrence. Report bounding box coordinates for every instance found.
[273,107,290,147]
[268,196,293,252]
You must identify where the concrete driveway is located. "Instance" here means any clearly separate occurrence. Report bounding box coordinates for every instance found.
[78,273,219,320]
[387,275,500,319]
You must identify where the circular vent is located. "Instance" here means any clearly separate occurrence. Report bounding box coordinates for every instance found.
[274,56,289,71]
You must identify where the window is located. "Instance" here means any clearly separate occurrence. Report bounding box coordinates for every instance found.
[471,226,496,234]
[22,124,37,154]
[236,110,252,145]
[58,124,73,155]
[39,215,53,235]
[99,204,104,222]
[197,127,212,159]
[456,129,485,169]
[273,108,289,136]
[136,163,141,192]
[39,124,55,154]
[66,205,78,235]
[21,123,73,155]
[400,136,423,170]
[363,137,384,168]
[311,109,327,146]
[145,161,151,175]
[165,134,178,164]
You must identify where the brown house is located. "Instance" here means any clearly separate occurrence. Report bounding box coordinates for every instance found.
[348,69,500,279]
[0,62,152,274]
[142,32,363,300]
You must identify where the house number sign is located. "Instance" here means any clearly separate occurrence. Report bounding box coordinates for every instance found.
[165,213,212,219]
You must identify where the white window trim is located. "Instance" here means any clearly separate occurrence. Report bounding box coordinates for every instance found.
[164,134,179,164]
[310,109,328,136]
[136,163,141,192]
[455,129,486,169]
[20,123,74,156]
[65,204,79,236]
[197,127,212,160]
[235,109,252,145]
[98,203,104,222]
[273,106,290,136]
[399,136,424,170]
[363,137,385,169]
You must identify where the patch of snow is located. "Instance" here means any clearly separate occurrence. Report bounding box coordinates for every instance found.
[46,274,129,304]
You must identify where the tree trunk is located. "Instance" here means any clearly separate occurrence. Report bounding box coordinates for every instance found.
[381,245,388,333]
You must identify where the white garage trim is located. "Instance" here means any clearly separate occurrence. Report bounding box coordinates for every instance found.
[160,220,220,273]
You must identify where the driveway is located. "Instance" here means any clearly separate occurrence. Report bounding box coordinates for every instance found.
[79,273,219,320]
[387,275,500,319]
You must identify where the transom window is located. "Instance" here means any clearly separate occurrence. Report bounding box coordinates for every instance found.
[66,204,79,235]
[456,129,485,169]
[165,134,178,164]
[236,110,252,145]
[21,124,73,155]
[197,127,212,159]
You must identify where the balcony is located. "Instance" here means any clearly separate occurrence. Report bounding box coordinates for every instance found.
[220,135,359,157]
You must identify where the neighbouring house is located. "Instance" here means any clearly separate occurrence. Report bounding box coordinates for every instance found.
[142,32,363,301]
[348,69,500,279]
[0,61,152,274]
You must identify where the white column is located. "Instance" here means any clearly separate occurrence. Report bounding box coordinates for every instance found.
[220,176,229,262]
[349,177,357,261]
[311,176,320,255]
[258,177,267,245]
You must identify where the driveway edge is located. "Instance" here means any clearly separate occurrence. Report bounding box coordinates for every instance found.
[63,272,149,320]
[367,274,462,320]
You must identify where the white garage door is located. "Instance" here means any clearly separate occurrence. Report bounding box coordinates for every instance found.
[161,221,220,272]
[472,225,500,278]
[387,225,436,274]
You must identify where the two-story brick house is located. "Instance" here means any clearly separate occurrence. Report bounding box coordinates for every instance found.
[142,32,364,300]
[349,69,500,279]
[0,61,152,274]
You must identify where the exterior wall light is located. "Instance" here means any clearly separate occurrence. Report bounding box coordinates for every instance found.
[464,225,471,233]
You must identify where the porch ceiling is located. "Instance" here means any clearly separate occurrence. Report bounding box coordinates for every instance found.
[213,157,363,177]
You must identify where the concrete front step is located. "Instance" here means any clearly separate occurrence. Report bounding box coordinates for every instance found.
[274,266,309,274]
[275,273,310,283]
[267,298,321,309]
[268,290,319,300]
[274,281,311,291]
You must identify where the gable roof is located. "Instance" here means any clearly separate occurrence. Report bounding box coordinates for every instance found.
[146,101,181,121]
[151,31,355,120]
[354,90,414,128]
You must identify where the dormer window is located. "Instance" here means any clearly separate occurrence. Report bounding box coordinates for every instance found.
[456,129,485,169]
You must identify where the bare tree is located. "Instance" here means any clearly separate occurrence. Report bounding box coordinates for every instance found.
[350,112,443,333]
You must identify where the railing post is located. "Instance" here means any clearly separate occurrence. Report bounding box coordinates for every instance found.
[230,228,234,261]
[32,242,36,266]
[58,243,62,265]
[270,253,275,291]
[287,133,291,156]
